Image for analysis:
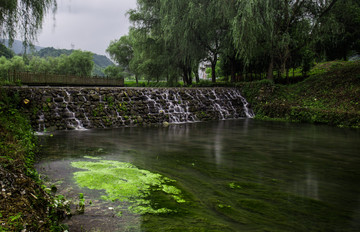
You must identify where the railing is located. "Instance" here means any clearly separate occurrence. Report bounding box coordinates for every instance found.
[4,70,124,87]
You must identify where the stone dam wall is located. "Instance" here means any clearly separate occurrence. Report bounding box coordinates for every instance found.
[3,87,254,131]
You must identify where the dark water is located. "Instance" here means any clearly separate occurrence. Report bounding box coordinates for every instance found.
[36,119,360,232]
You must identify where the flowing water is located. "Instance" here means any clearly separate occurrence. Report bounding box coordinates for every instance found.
[36,119,360,232]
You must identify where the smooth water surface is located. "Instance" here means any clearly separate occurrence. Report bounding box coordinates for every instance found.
[36,119,360,231]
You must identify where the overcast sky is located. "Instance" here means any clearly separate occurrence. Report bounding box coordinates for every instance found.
[36,0,137,55]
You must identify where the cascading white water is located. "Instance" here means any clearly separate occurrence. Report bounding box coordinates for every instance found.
[37,114,46,132]
[38,89,86,131]
[142,89,198,123]
[29,87,254,131]
[63,90,86,130]
[233,90,255,118]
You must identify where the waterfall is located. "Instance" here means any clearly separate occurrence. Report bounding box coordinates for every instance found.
[234,91,255,118]
[15,87,254,131]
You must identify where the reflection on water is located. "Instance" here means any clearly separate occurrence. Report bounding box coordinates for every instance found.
[36,119,360,231]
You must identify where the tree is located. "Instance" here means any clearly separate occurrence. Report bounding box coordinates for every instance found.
[128,2,184,85]
[9,56,25,71]
[67,50,94,76]
[107,35,133,71]
[316,0,360,60]
[117,0,351,85]
[160,0,221,84]
[26,50,94,76]
[230,0,339,80]
[104,65,125,79]
[47,56,59,74]
[0,0,57,49]
[0,56,11,79]
[28,56,50,73]
[107,34,136,81]
[107,31,145,84]
[192,0,229,83]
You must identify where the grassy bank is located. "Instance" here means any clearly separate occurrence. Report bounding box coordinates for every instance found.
[0,91,66,231]
[240,61,360,128]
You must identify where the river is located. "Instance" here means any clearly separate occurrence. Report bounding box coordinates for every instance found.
[36,119,360,231]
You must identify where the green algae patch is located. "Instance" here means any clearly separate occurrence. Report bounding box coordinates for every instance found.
[71,158,185,215]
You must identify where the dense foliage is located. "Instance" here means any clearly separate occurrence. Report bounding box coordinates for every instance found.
[107,0,360,85]
[36,47,114,76]
[0,90,67,231]
[0,44,14,59]
[0,50,95,79]
[0,45,116,79]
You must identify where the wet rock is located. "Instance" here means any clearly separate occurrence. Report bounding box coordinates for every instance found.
[63,111,74,118]
[67,124,76,130]
[90,94,100,101]
[137,116,143,123]
[7,87,253,131]
[54,97,63,103]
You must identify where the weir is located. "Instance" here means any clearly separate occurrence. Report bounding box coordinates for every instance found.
[3,87,254,131]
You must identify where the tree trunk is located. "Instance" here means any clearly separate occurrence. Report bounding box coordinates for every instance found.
[135,74,138,87]
[210,52,218,83]
[188,69,192,85]
[211,61,216,83]
[182,75,187,86]
[195,70,199,83]
[230,57,236,83]
[267,56,274,81]
[293,67,295,78]
[286,68,290,84]
[182,67,189,86]
[280,47,290,78]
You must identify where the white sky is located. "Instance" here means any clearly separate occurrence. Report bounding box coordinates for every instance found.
[36,0,137,55]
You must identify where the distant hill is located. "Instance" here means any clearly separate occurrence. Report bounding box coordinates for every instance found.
[1,40,114,76]
[36,47,72,57]
[2,39,43,54]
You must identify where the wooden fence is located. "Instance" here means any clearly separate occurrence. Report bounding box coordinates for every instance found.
[4,70,124,87]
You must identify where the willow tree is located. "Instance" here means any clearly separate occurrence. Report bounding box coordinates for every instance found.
[128,0,197,85]
[157,1,202,85]
[107,34,135,81]
[159,0,230,83]
[0,0,57,49]
[127,0,177,84]
[107,35,133,70]
[316,0,360,60]
[194,0,230,83]
[128,0,236,84]
[231,0,339,80]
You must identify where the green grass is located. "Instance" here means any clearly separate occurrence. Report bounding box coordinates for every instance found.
[124,80,184,87]
[241,61,360,128]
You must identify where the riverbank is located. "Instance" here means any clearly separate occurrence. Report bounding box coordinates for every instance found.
[240,61,360,128]
[0,91,67,231]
